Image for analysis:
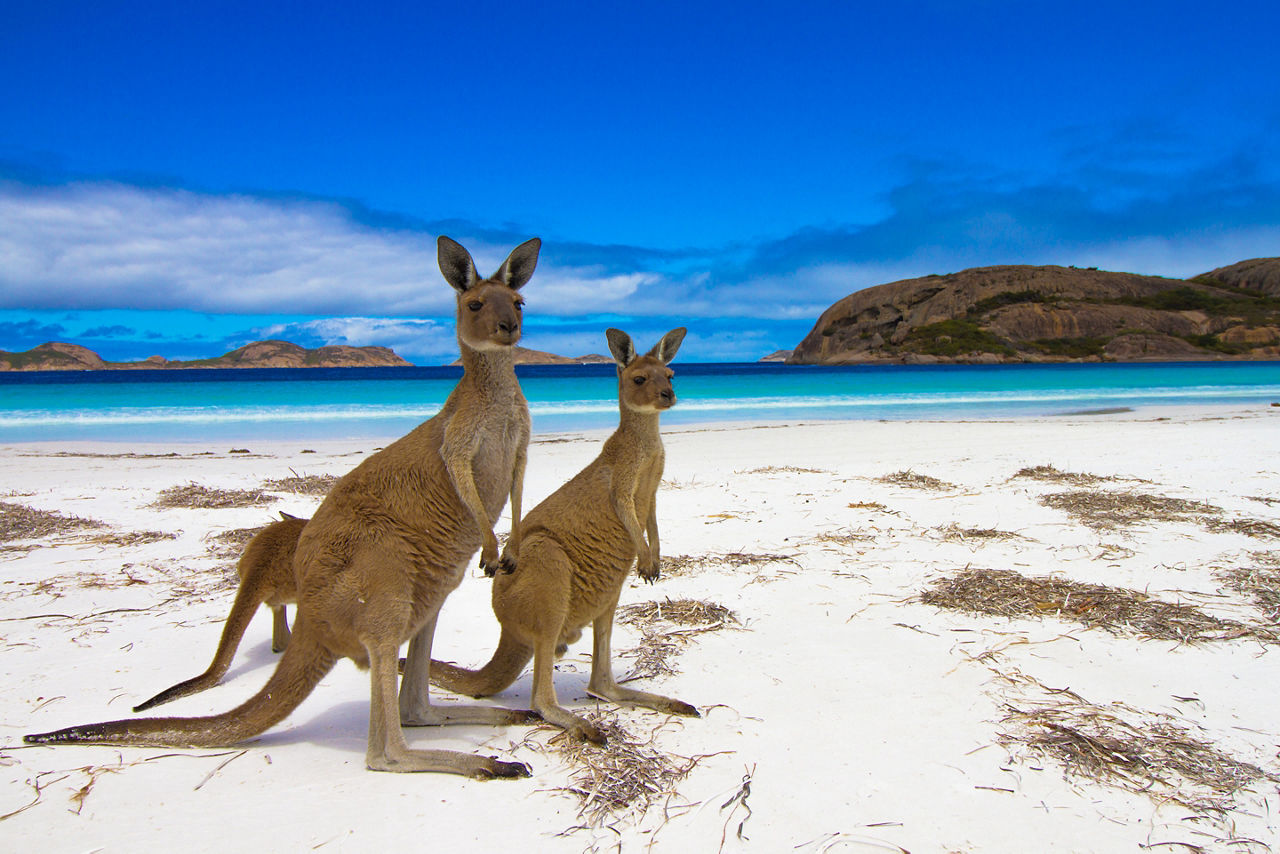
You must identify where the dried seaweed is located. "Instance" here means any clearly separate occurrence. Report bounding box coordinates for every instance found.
[878,470,956,491]
[847,500,889,511]
[526,711,701,833]
[1000,700,1275,813]
[1219,563,1280,621]
[0,501,100,542]
[936,523,1025,543]
[921,567,1256,642]
[262,472,339,495]
[1013,465,1116,486]
[618,598,738,630]
[1039,490,1221,531]
[616,598,739,681]
[737,465,829,475]
[153,483,273,509]
[1202,517,1280,540]
[660,552,797,577]
[81,530,177,547]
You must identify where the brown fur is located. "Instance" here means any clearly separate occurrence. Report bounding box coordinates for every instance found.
[26,237,541,778]
[430,327,699,743]
[133,512,306,713]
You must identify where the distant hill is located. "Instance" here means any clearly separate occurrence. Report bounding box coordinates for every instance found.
[789,258,1280,365]
[0,340,412,371]
[450,346,614,366]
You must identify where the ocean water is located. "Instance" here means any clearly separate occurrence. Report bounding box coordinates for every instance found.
[0,361,1278,444]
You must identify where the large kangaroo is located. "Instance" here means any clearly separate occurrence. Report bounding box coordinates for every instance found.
[133,512,307,713]
[430,327,699,744]
[27,236,540,778]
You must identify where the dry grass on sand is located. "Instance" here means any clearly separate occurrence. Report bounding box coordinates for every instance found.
[517,710,709,836]
[0,500,100,542]
[261,472,339,495]
[922,567,1266,643]
[877,469,957,491]
[1000,697,1277,815]
[615,597,740,683]
[152,483,273,510]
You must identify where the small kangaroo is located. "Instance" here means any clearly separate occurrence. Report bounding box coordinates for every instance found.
[430,327,699,744]
[133,511,307,713]
[27,236,540,778]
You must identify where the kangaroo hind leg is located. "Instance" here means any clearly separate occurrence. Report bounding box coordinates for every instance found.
[587,601,700,718]
[366,638,529,777]
[400,613,536,727]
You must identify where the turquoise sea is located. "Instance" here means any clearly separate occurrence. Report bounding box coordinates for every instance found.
[1,361,1278,444]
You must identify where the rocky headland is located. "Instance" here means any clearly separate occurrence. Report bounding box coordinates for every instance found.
[789,257,1280,364]
[0,340,412,371]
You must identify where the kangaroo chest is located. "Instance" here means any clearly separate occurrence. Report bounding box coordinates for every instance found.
[467,405,526,517]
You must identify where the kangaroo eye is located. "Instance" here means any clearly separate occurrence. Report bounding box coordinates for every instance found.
[514,300,524,312]
[467,301,483,312]
[633,376,646,385]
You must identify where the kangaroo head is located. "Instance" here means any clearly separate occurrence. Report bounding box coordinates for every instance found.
[437,236,541,351]
[606,327,687,413]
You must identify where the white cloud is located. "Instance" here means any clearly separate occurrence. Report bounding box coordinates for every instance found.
[0,182,446,314]
[0,182,681,320]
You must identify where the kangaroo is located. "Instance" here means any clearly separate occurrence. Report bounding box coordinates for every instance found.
[430,327,699,744]
[26,236,540,778]
[133,511,307,713]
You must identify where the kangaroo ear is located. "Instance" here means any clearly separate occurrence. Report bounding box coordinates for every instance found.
[606,328,636,368]
[279,511,300,521]
[494,237,541,291]
[437,236,478,292]
[646,327,687,364]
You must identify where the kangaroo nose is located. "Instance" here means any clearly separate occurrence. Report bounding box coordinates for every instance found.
[660,388,674,400]
[498,320,517,334]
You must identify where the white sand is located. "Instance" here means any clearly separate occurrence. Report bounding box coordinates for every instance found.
[2,406,1278,852]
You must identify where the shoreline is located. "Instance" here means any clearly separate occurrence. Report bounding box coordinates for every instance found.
[2,409,1278,851]
[1,399,1275,454]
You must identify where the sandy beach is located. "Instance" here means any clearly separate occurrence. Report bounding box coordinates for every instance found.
[2,406,1278,852]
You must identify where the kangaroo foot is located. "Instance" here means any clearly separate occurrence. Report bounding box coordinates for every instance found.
[367,747,531,778]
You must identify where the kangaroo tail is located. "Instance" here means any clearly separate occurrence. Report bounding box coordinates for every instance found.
[133,578,270,713]
[430,629,532,698]
[27,618,336,748]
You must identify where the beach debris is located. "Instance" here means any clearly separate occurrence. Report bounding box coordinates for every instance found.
[1201,517,1280,540]
[153,482,273,509]
[999,698,1276,813]
[262,471,339,496]
[523,710,703,835]
[718,765,755,846]
[1011,464,1130,486]
[921,567,1260,642]
[616,597,740,681]
[877,469,956,491]
[81,530,177,547]
[1218,553,1280,621]
[1038,490,1280,539]
[737,465,830,475]
[1038,490,1221,531]
[812,529,877,547]
[660,552,798,577]
[847,500,890,511]
[0,501,100,543]
[618,597,738,630]
[935,523,1026,544]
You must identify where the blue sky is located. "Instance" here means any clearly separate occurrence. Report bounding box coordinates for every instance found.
[2,1,1278,364]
